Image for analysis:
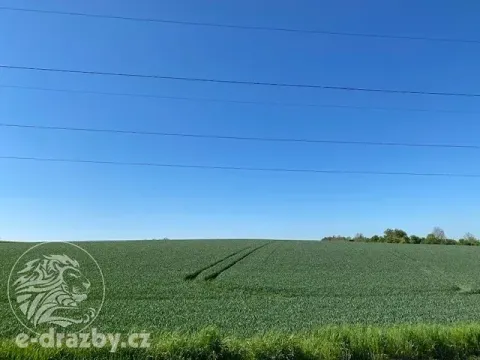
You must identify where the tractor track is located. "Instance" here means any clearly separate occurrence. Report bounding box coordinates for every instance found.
[204,242,271,281]
[184,246,251,280]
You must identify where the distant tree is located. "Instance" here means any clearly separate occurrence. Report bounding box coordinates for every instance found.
[353,233,367,242]
[464,232,477,241]
[432,227,446,240]
[321,236,350,242]
[409,235,423,244]
[383,229,395,243]
[425,233,440,244]
[384,228,409,244]
[395,229,408,239]
[319,229,480,246]
[425,235,443,245]
[460,233,479,246]
[424,227,447,244]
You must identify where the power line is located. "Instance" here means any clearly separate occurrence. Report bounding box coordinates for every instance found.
[0,6,478,45]
[2,122,480,150]
[2,84,478,115]
[2,65,480,98]
[1,155,479,178]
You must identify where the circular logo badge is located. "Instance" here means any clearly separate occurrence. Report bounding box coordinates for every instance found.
[7,242,105,335]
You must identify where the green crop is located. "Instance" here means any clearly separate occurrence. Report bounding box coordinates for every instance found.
[2,240,480,359]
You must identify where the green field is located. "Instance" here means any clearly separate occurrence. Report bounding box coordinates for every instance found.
[2,240,480,359]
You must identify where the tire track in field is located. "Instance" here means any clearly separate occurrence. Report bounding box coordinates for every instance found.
[204,242,271,281]
[184,246,251,280]
[263,243,278,263]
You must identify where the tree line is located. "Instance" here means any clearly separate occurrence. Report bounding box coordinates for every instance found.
[322,227,480,245]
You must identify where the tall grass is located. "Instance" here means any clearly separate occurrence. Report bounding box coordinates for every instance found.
[3,324,480,359]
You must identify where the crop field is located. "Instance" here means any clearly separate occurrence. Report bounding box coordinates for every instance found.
[2,239,480,359]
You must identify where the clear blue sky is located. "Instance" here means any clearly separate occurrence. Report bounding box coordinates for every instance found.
[1,0,480,241]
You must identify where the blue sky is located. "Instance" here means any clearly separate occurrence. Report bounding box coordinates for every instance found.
[1,0,480,241]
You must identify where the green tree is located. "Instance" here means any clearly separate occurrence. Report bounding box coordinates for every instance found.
[353,233,367,242]
[432,227,446,241]
[425,233,440,244]
[460,233,479,246]
[424,227,447,244]
[321,236,350,242]
[384,228,409,243]
[409,235,423,244]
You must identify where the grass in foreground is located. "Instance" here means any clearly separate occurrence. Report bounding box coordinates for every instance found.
[3,324,480,359]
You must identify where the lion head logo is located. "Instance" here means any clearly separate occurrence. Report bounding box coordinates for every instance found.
[12,254,96,329]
